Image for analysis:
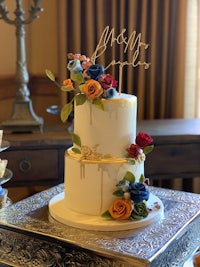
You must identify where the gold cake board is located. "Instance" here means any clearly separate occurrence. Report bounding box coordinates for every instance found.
[49,192,164,231]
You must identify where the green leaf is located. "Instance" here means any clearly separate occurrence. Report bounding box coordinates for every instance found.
[139,174,145,183]
[60,85,74,92]
[60,102,73,122]
[70,72,85,84]
[79,84,84,92]
[123,171,135,183]
[69,132,81,147]
[113,189,124,197]
[101,210,112,219]
[143,145,154,155]
[45,69,55,81]
[92,98,104,110]
[72,147,81,154]
[129,159,136,165]
[75,93,87,106]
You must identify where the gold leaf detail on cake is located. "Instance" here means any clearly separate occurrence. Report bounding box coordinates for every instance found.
[81,145,102,160]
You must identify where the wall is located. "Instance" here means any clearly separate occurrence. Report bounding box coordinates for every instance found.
[0,0,59,76]
[0,0,61,125]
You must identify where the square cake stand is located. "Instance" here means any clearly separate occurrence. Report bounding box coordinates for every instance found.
[0,184,199,267]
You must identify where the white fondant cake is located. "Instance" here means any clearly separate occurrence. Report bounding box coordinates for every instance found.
[47,51,162,231]
[64,94,145,216]
[73,93,137,158]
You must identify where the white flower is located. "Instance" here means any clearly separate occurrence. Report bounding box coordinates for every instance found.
[137,152,146,163]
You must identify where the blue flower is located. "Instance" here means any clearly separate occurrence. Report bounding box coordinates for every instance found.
[129,182,149,203]
[103,88,117,99]
[86,64,104,80]
[67,59,83,74]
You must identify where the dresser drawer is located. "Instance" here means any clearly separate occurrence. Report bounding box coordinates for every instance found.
[1,149,61,185]
[145,143,200,178]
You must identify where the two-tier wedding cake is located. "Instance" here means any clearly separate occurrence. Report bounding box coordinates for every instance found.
[48,27,164,231]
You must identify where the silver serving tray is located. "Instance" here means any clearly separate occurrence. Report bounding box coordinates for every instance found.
[0,185,199,267]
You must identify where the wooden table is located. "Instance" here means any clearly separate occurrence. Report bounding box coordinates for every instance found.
[1,124,72,188]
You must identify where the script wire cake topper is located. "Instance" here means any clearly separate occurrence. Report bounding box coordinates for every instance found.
[91,26,151,94]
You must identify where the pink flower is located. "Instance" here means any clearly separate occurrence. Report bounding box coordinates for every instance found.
[74,54,81,59]
[82,61,92,70]
[67,53,74,60]
[79,55,87,61]
[136,132,153,148]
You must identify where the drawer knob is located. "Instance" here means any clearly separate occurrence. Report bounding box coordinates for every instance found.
[19,159,31,172]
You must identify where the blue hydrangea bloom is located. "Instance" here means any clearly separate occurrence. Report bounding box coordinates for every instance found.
[129,182,149,203]
[86,64,104,80]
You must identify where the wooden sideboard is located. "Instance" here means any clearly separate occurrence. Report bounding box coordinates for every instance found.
[1,124,72,188]
[138,119,200,192]
[1,119,200,200]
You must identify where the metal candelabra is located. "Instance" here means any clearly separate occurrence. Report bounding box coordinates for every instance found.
[0,0,43,133]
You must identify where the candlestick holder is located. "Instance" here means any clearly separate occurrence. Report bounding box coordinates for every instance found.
[0,0,43,133]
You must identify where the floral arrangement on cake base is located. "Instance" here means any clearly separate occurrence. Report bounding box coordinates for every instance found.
[102,174,149,220]
[45,53,118,122]
[102,131,154,220]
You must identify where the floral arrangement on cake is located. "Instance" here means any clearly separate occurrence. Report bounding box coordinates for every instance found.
[102,131,154,220]
[45,53,118,122]
[126,131,153,164]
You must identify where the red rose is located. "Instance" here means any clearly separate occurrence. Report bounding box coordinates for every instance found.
[136,132,153,148]
[99,74,118,89]
[126,144,141,158]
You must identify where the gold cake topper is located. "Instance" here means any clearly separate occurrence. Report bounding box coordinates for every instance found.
[91,26,150,94]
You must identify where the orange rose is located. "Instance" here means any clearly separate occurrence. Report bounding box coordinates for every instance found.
[82,80,103,100]
[63,79,74,89]
[109,199,133,220]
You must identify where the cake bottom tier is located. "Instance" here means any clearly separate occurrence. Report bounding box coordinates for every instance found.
[64,154,145,216]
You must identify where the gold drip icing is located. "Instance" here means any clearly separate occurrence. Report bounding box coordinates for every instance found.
[97,163,124,213]
[90,102,92,125]
[80,163,85,179]
[98,165,104,213]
